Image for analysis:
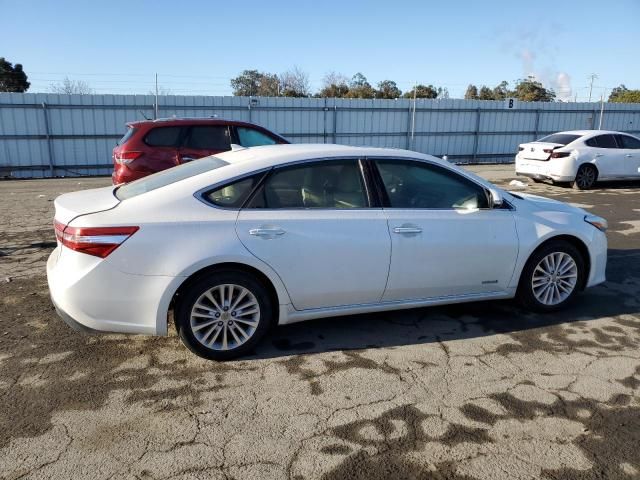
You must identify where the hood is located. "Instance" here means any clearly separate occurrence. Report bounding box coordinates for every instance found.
[508,191,587,215]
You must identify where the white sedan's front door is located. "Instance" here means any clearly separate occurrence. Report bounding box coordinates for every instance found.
[235,159,391,311]
[382,209,518,301]
[372,159,518,302]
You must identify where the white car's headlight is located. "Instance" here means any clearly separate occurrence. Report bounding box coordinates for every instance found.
[584,214,608,232]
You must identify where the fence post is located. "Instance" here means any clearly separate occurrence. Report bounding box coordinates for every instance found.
[41,102,54,177]
[471,108,481,163]
[323,98,327,144]
[333,105,338,144]
[405,100,412,149]
[534,109,540,140]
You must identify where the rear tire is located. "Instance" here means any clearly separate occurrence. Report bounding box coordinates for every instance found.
[517,240,585,313]
[573,164,598,190]
[175,270,273,360]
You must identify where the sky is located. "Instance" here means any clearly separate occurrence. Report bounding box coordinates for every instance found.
[2,0,639,100]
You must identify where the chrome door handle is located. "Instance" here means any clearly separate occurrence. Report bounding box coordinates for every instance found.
[595,154,604,157]
[181,156,196,162]
[393,226,422,234]
[249,227,285,237]
[625,154,633,158]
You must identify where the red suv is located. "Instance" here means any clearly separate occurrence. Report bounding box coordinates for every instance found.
[112,118,288,184]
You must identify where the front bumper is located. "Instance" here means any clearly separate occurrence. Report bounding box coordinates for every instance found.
[586,229,607,288]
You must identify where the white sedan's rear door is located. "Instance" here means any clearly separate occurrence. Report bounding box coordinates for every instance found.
[235,159,391,311]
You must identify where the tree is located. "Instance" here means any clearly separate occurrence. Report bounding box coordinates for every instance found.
[402,84,438,99]
[609,84,640,103]
[0,57,30,92]
[478,86,494,100]
[437,87,450,99]
[279,66,310,97]
[512,76,555,102]
[345,73,375,98]
[464,85,478,99]
[317,71,349,98]
[375,80,402,99]
[492,80,510,100]
[50,77,93,94]
[230,69,280,96]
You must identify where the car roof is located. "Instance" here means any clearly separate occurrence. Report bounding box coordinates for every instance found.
[550,130,631,137]
[126,117,273,128]
[214,143,442,170]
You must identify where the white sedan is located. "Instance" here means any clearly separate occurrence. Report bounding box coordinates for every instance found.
[515,130,640,189]
[47,144,608,360]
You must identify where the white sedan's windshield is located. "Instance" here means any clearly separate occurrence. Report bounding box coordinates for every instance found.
[115,156,228,200]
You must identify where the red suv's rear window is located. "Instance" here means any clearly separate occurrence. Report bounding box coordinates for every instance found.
[117,127,137,146]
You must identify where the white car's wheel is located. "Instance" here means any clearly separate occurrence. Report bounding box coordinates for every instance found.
[517,240,585,312]
[573,164,598,190]
[176,270,273,360]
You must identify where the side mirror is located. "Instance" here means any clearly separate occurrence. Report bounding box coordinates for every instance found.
[488,188,503,208]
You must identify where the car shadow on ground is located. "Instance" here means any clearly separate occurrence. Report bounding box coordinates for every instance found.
[525,179,640,191]
[248,248,640,361]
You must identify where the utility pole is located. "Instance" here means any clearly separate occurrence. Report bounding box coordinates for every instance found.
[154,73,159,119]
[588,73,598,102]
[598,94,605,130]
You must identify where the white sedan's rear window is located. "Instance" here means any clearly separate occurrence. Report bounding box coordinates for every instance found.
[115,156,228,200]
[536,134,581,145]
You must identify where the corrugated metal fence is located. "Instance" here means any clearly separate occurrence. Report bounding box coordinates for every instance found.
[1,93,639,178]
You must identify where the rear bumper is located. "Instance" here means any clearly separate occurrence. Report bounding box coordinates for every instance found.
[515,156,576,183]
[516,171,574,183]
[52,297,104,334]
[47,247,175,336]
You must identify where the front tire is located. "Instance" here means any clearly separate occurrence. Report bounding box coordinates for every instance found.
[573,164,598,190]
[517,240,585,312]
[175,270,273,360]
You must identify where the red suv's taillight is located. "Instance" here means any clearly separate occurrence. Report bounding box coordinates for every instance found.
[54,220,139,258]
[115,151,143,165]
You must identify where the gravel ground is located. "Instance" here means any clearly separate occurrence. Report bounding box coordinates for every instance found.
[1,166,639,480]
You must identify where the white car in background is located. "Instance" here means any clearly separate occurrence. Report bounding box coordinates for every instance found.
[47,144,608,360]
[515,130,640,189]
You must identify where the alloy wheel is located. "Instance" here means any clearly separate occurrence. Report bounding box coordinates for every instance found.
[575,166,596,189]
[531,252,578,306]
[190,284,261,351]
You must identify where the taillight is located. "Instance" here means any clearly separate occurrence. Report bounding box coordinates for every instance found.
[518,147,524,151]
[53,220,138,258]
[550,151,571,159]
[115,151,143,165]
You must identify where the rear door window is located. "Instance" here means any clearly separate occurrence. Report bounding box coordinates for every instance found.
[585,135,619,148]
[144,126,184,147]
[184,126,231,150]
[246,160,368,209]
[237,127,278,147]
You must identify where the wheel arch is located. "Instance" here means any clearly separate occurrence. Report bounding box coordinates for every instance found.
[155,258,290,336]
[516,234,591,292]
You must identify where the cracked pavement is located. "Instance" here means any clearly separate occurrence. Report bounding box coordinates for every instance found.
[1,166,639,479]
